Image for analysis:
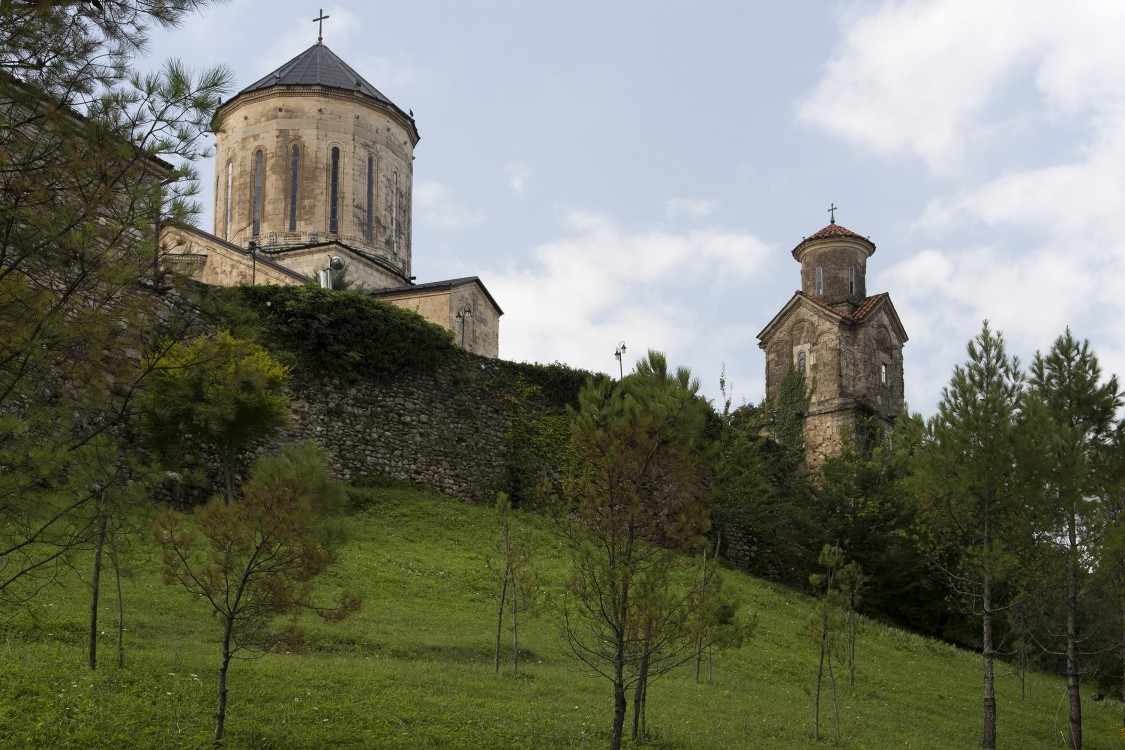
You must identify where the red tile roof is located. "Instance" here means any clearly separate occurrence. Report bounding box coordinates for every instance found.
[792,223,877,255]
[809,223,863,241]
[798,291,887,322]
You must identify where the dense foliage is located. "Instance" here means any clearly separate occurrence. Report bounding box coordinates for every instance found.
[497,360,606,411]
[140,331,291,503]
[214,285,459,382]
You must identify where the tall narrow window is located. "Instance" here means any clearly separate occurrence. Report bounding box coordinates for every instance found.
[252,150,263,237]
[391,171,399,254]
[366,155,374,242]
[848,265,856,295]
[881,362,889,386]
[288,144,299,232]
[815,266,824,297]
[797,350,807,375]
[224,160,232,241]
[329,147,340,234]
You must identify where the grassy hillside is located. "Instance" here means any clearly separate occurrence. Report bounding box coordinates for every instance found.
[1,485,1123,749]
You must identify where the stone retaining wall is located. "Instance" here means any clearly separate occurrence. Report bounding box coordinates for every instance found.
[276,358,514,504]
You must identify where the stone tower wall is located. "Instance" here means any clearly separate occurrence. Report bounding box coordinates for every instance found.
[795,238,871,308]
[213,88,415,284]
[850,309,906,420]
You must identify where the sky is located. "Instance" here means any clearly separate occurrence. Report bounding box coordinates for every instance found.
[141,0,1125,418]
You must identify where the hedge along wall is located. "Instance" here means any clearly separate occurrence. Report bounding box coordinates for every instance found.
[191,285,589,506]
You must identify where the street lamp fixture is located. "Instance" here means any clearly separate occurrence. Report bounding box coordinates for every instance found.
[614,341,627,379]
[455,306,472,347]
[318,255,345,289]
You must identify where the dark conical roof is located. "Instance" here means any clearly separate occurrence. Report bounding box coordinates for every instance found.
[238,42,396,107]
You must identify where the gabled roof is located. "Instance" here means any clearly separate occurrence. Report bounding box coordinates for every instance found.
[165,224,308,283]
[238,43,397,106]
[368,276,504,316]
[792,222,876,258]
[756,291,908,345]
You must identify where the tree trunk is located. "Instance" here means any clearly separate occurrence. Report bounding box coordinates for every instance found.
[511,559,519,675]
[1018,635,1026,702]
[847,607,856,686]
[611,674,626,750]
[1065,514,1082,750]
[814,620,825,742]
[827,639,840,741]
[214,615,234,745]
[88,512,107,671]
[110,534,125,668]
[494,524,509,673]
[221,449,235,505]
[632,631,651,741]
[695,544,708,682]
[982,575,996,750]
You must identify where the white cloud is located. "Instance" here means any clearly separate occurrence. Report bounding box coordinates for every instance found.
[482,211,771,396]
[881,238,1125,416]
[415,182,485,229]
[918,112,1125,240]
[798,1,1125,172]
[505,163,532,195]
[665,198,719,220]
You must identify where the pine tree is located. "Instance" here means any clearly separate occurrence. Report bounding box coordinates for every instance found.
[1026,329,1121,750]
[911,322,1032,750]
[559,351,712,750]
[154,443,360,744]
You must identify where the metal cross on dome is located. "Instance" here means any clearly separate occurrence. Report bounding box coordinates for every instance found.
[828,203,838,225]
[313,8,330,43]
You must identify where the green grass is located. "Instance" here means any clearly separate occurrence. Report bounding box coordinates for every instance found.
[2,486,1123,749]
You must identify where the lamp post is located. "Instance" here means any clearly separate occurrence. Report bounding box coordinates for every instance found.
[614,341,627,379]
[248,241,258,285]
[455,306,472,347]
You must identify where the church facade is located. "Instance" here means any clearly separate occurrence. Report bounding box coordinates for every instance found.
[757,222,908,462]
[162,41,502,358]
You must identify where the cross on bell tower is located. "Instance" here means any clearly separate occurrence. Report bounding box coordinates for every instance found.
[313,8,330,43]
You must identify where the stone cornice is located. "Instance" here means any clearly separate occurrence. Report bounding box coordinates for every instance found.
[215,86,420,145]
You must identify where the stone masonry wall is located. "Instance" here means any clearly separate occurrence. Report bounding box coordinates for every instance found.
[273,357,514,504]
[141,350,519,509]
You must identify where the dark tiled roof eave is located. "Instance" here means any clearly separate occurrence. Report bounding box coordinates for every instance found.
[238,43,393,104]
[368,276,504,316]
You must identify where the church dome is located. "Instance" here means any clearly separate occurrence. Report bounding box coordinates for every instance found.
[791,222,875,309]
[231,43,418,141]
[212,42,418,286]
